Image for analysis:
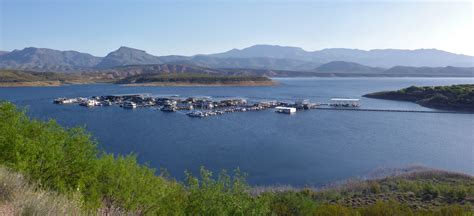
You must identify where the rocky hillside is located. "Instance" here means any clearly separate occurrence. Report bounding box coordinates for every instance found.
[94,47,162,69]
[314,61,384,73]
[0,47,101,71]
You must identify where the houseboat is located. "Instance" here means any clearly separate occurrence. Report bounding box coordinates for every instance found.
[161,105,177,112]
[80,99,100,107]
[53,97,77,104]
[275,106,296,114]
[123,101,137,109]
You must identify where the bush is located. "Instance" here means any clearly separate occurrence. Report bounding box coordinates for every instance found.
[421,183,440,200]
[268,191,318,216]
[0,102,185,213]
[184,167,270,215]
[445,187,468,202]
[359,201,414,216]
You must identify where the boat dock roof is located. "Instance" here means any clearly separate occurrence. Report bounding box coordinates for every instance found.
[330,98,360,101]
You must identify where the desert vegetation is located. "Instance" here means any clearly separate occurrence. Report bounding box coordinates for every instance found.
[116,72,274,86]
[0,102,473,215]
[0,68,274,87]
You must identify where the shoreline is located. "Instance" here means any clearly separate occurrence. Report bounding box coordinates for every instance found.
[121,80,277,87]
[0,80,277,87]
[0,81,63,87]
[364,84,474,112]
[364,93,474,112]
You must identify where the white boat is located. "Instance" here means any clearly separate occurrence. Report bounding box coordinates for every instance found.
[275,106,296,114]
[53,97,77,104]
[123,101,137,109]
[80,99,100,107]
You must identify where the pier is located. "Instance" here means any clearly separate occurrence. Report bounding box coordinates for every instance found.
[313,107,466,114]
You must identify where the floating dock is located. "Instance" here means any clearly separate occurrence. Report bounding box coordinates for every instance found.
[314,107,467,114]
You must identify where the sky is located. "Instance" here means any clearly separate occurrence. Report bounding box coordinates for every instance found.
[0,0,473,56]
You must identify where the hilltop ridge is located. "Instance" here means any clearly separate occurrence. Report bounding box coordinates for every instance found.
[1,45,473,72]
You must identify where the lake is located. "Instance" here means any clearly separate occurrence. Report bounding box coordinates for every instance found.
[1,78,473,186]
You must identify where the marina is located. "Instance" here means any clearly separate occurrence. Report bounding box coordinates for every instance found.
[53,93,465,117]
[52,93,360,117]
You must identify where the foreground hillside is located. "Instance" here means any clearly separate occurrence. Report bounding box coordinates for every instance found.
[0,102,472,215]
[364,84,474,111]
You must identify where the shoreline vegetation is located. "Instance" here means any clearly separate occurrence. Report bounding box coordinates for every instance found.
[364,84,474,112]
[0,69,276,87]
[0,102,473,215]
[117,73,276,86]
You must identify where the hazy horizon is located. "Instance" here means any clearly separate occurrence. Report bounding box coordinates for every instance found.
[1,0,473,56]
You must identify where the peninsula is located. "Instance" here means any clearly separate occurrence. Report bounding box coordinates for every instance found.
[116,73,275,86]
[0,68,276,87]
[364,84,474,111]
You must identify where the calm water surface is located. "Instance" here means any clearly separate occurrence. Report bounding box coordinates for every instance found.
[1,78,473,186]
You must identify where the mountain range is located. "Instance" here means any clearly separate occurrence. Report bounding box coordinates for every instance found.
[210,45,474,68]
[0,45,473,76]
[0,47,101,71]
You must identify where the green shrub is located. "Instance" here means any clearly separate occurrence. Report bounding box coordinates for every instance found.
[0,102,98,195]
[0,102,185,213]
[95,154,186,214]
[184,167,270,215]
[421,183,440,200]
[313,204,355,216]
[359,201,414,216]
[445,187,468,202]
[268,191,318,216]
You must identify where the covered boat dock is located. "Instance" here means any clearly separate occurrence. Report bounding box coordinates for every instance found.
[330,98,360,107]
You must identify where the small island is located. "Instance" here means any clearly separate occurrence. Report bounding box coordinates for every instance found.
[364,84,474,111]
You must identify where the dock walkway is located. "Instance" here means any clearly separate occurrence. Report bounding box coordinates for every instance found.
[314,107,471,114]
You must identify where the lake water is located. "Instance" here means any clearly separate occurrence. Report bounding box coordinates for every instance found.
[1,78,473,186]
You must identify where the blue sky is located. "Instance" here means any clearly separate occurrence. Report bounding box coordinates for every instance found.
[1,0,473,56]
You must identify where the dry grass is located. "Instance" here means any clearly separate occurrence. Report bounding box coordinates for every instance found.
[0,167,83,215]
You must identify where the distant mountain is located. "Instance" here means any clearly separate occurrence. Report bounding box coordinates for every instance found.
[1,45,473,74]
[210,45,310,60]
[311,62,473,77]
[0,51,9,56]
[94,47,161,69]
[314,61,384,73]
[211,45,474,68]
[172,55,320,71]
[0,47,102,71]
[158,55,192,63]
[384,66,474,77]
